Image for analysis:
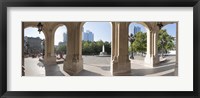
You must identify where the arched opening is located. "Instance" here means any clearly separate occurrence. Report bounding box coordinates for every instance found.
[157,23,177,70]
[128,22,149,74]
[79,22,112,76]
[128,22,148,59]
[24,27,45,58]
[127,22,177,76]
[23,26,46,76]
[53,25,67,60]
[159,23,176,57]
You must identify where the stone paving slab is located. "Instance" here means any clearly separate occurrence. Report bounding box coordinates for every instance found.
[24,55,176,76]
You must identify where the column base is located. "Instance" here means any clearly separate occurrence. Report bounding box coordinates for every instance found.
[145,54,159,68]
[63,57,83,76]
[145,54,153,67]
[44,56,56,65]
[154,55,159,65]
[111,56,131,76]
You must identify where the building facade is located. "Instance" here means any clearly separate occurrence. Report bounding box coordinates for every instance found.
[25,37,43,53]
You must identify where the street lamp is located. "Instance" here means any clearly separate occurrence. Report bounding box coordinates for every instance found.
[128,33,135,59]
[157,22,163,30]
[37,22,43,34]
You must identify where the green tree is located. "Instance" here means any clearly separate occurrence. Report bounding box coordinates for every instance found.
[104,41,111,55]
[96,40,104,54]
[82,40,111,55]
[132,32,147,55]
[82,41,91,55]
[157,29,175,57]
[56,45,66,54]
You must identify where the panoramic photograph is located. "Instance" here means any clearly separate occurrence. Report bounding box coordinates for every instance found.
[22,22,177,76]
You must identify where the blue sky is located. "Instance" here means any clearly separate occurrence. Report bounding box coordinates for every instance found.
[129,23,176,37]
[24,22,176,45]
[162,23,176,37]
[24,27,45,39]
[83,22,111,42]
[129,23,147,34]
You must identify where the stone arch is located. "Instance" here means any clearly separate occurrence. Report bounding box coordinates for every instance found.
[51,23,67,42]
[23,23,47,53]
[79,22,113,32]
[127,22,161,67]
[23,22,48,67]
[160,22,178,75]
[24,22,38,28]
[162,22,176,27]
[159,22,177,55]
[50,23,68,56]
[127,22,151,34]
[52,23,67,37]
[128,22,151,55]
[127,22,151,56]
[23,22,47,38]
[77,22,114,75]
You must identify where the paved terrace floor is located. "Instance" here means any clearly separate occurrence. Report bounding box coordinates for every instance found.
[24,55,177,76]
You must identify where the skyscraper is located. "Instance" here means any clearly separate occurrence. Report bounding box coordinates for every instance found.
[63,32,67,42]
[83,32,87,41]
[133,26,141,34]
[87,30,94,41]
[83,30,94,41]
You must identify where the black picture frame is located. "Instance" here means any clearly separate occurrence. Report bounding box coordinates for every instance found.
[0,0,199,98]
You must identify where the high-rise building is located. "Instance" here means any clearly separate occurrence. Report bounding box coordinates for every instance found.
[87,30,94,41]
[82,27,85,40]
[83,32,88,41]
[133,26,141,34]
[63,32,67,42]
[83,30,94,41]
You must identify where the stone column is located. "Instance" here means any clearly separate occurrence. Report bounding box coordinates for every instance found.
[63,23,83,75]
[111,22,116,60]
[174,22,178,76]
[145,23,160,67]
[153,30,159,64]
[114,22,119,61]
[145,29,154,66]
[111,22,131,75]
[43,28,56,65]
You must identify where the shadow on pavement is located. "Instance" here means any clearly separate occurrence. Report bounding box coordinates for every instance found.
[130,63,176,76]
[37,62,45,68]
[161,72,175,76]
[75,69,102,76]
[100,66,110,71]
[44,64,65,76]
